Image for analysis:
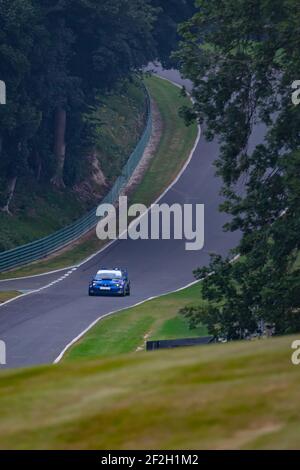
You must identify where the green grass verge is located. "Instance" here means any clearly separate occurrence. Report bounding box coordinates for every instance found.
[0,334,299,449]
[65,282,206,362]
[0,291,20,303]
[0,75,197,280]
[131,75,197,206]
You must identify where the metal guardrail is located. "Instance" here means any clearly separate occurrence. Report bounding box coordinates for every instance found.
[146,337,214,351]
[0,88,152,272]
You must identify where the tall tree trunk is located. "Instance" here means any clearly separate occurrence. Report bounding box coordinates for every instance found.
[34,150,42,181]
[36,157,42,181]
[51,106,66,188]
[1,176,17,215]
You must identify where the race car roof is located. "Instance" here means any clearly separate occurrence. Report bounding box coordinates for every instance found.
[96,269,122,276]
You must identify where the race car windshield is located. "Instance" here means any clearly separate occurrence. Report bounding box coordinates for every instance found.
[95,272,122,280]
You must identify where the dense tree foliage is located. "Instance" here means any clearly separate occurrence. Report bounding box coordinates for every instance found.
[177,0,300,337]
[150,0,196,67]
[0,0,194,213]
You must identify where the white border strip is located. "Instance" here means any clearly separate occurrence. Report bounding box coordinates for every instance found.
[0,267,79,309]
[0,266,74,283]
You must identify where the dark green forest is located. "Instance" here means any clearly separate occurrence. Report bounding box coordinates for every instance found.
[178,0,300,338]
[0,0,194,249]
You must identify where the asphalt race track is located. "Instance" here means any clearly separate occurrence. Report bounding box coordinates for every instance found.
[0,68,245,368]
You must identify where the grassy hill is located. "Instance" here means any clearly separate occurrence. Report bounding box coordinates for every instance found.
[0,334,299,449]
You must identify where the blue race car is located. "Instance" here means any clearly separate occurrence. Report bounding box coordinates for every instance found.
[89,268,131,296]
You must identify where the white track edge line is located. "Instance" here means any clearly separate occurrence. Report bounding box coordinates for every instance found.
[0,268,76,310]
[0,265,76,283]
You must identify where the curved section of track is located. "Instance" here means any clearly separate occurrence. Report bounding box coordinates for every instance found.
[0,69,241,368]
